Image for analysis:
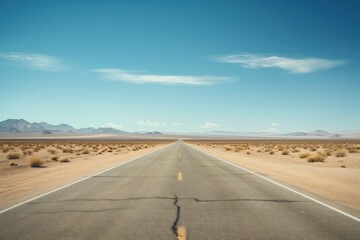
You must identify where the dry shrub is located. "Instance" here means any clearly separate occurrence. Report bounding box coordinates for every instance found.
[48,148,57,154]
[307,153,325,163]
[33,146,41,152]
[51,156,59,161]
[2,147,10,153]
[269,151,275,155]
[323,149,332,156]
[282,150,289,155]
[224,146,233,151]
[59,157,70,163]
[334,150,346,157]
[62,148,74,153]
[29,157,45,167]
[7,152,21,160]
[299,152,310,159]
[82,149,90,154]
[23,150,32,155]
[348,148,357,153]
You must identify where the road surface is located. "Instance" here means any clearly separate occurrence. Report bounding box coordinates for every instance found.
[0,141,359,239]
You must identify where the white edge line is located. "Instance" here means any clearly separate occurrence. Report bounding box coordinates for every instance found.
[0,142,175,214]
[187,143,360,223]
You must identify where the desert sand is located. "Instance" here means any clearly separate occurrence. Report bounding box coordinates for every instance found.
[0,141,171,210]
[188,140,360,210]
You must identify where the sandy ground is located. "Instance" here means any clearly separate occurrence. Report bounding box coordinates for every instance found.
[0,142,170,210]
[189,141,360,210]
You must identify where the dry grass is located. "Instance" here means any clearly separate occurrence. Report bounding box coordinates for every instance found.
[323,149,332,156]
[334,150,347,157]
[0,141,161,171]
[7,153,21,160]
[299,152,310,158]
[47,148,57,154]
[33,146,41,152]
[59,157,70,163]
[23,150,33,156]
[224,145,234,151]
[348,148,357,153]
[307,153,326,163]
[29,157,45,167]
[62,148,74,153]
[282,150,289,155]
[2,147,10,153]
[82,149,90,154]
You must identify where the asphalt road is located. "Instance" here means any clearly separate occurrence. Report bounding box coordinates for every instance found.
[0,141,359,239]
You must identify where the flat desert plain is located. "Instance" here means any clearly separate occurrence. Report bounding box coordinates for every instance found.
[188,140,360,210]
[0,140,171,210]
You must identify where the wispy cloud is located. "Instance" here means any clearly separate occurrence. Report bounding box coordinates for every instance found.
[137,120,161,128]
[200,122,220,129]
[271,122,280,127]
[173,122,182,127]
[261,122,280,133]
[213,54,346,73]
[100,123,125,130]
[92,68,231,85]
[0,52,66,72]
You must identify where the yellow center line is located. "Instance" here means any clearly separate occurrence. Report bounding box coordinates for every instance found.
[177,226,186,240]
[178,172,183,181]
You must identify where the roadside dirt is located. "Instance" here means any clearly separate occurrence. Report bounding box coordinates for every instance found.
[189,141,360,210]
[0,142,169,210]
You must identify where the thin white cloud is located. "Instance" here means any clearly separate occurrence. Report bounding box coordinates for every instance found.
[264,127,279,133]
[0,52,66,72]
[137,120,160,128]
[92,68,231,85]
[271,122,280,127]
[173,122,182,127]
[200,122,220,129]
[100,123,125,130]
[213,54,346,73]
[262,122,280,133]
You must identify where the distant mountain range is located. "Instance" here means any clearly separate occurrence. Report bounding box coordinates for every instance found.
[1,119,359,138]
[205,129,360,138]
[0,119,129,134]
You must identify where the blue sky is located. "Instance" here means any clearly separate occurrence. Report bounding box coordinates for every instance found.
[0,0,359,133]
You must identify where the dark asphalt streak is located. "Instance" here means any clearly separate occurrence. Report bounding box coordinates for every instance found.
[0,141,359,239]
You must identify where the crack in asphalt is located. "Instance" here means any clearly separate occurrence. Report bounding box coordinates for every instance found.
[29,194,185,239]
[193,198,305,203]
[28,196,306,205]
[171,195,181,239]
[28,196,175,204]
[31,207,128,214]
[92,175,174,178]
